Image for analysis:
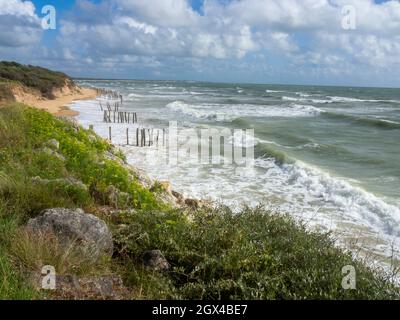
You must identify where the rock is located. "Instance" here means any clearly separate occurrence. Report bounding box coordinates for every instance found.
[172,191,185,205]
[158,181,172,192]
[185,198,200,208]
[126,165,153,189]
[30,273,127,300]
[88,134,97,143]
[150,181,184,208]
[55,275,127,300]
[59,117,80,133]
[142,250,170,272]
[42,147,65,162]
[156,191,181,208]
[46,139,60,150]
[27,208,113,259]
[184,198,210,209]
[105,185,131,208]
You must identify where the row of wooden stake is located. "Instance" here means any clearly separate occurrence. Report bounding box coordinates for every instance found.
[103,110,138,124]
[100,101,121,112]
[104,126,166,147]
[97,88,123,102]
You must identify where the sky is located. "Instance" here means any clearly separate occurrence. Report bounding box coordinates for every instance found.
[0,0,400,87]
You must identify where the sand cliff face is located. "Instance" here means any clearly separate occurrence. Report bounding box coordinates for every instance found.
[8,80,97,116]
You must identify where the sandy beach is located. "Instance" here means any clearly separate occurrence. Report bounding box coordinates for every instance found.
[14,86,97,117]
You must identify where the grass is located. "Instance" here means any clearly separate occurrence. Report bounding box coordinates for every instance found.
[0,61,72,100]
[0,103,399,300]
[0,253,40,300]
[114,207,399,300]
[10,228,111,277]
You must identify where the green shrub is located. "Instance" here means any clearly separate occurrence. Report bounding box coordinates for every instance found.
[0,104,161,213]
[114,207,400,300]
[0,61,72,99]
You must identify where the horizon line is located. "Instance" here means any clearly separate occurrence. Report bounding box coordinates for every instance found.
[73,77,400,90]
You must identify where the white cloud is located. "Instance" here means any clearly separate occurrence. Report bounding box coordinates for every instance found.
[4,0,400,85]
[0,0,42,48]
[115,0,200,27]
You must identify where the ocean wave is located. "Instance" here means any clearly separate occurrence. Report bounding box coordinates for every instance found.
[282,96,332,104]
[324,112,400,129]
[253,158,400,238]
[328,96,365,103]
[289,104,323,115]
[328,96,400,104]
[255,143,293,164]
[166,101,228,121]
[266,89,286,93]
[295,92,312,97]
[282,95,400,105]
[228,130,260,148]
[166,101,322,121]
[125,93,145,101]
[190,91,206,95]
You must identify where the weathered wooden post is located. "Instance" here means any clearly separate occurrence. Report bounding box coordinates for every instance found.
[163,129,166,146]
[126,128,129,145]
[109,126,112,142]
[149,129,152,146]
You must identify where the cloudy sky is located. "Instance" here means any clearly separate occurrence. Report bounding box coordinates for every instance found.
[0,0,399,87]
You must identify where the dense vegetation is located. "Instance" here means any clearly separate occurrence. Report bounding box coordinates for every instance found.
[0,104,399,300]
[0,61,72,99]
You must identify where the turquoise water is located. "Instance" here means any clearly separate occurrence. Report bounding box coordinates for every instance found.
[74,80,400,261]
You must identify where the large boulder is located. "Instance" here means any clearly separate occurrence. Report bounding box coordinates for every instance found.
[27,208,113,259]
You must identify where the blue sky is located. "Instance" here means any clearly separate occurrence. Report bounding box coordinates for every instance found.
[1,0,400,87]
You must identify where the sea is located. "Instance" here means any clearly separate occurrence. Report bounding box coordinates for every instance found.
[72,80,400,269]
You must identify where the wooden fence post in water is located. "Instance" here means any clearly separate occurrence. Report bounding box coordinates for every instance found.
[126,128,129,145]
[136,128,139,146]
[109,127,112,142]
[163,129,166,147]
